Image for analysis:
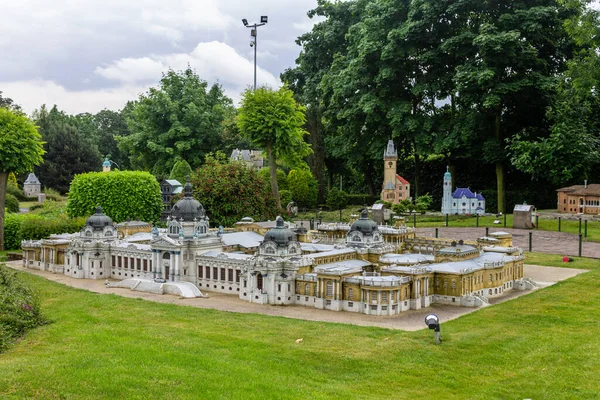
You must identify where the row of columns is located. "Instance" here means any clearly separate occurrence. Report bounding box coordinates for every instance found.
[151,249,181,281]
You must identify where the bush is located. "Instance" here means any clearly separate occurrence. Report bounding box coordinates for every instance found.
[392,199,413,214]
[257,168,288,191]
[287,169,318,208]
[3,213,85,250]
[414,194,433,213]
[346,194,380,206]
[279,190,293,207]
[0,264,47,353]
[67,171,162,223]
[192,159,278,227]
[326,188,348,211]
[5,193,20,213]
[43,188,66,202]
[3,214,25,250]
[169,159,193,185]
[6,184,28,202]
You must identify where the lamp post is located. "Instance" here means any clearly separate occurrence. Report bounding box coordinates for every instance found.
[242,16,268,90]
[425,314,442,344]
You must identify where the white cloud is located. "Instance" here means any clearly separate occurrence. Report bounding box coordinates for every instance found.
[0,80,146,115]
[95,41,280,92]
[2,41,281,114]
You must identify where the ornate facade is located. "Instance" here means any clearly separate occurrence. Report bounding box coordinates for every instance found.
[22,185,530,316]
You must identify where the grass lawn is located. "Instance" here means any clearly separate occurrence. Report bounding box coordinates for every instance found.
[18,201,39,209]
[1,255,599,399]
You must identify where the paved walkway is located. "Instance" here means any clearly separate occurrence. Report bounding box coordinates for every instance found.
[5,261,588,331]
[415,227,600,258]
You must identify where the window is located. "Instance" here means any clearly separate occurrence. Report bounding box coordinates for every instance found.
[326,281,333,297]
[111,255,116,267]
[236,270,241,283]
[266,247,275,254]
[213,267,218,280]
[381,292,388,302]
[404,288,408,298]
[118,256,122,268]
[137,259,141,270]
[205,266,210,279]
[198,266,203,278]
[348,302,353,308]
[143,259,148,271]
[278,284,282,292]
[228,269,234,282]
[452,281,456,289]
[220,268,225,281]
[348,288,354,301]
[257,274,263,290]
[489,274,492,282]
[305,283,310,296]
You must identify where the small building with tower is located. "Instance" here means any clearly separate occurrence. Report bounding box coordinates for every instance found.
[441,168,485,215]
[381,140,410,204]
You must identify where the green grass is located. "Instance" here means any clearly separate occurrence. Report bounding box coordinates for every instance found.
[524,252,599,268]
[1,258,599,399]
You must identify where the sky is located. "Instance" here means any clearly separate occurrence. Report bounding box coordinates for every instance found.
[0,0,324,114]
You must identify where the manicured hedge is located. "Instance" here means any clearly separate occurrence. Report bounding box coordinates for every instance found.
[0,264,47,353]
[3,213,85,251]
[67,171,162,223]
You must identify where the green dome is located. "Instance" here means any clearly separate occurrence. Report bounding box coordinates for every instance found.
[264,216,297,245]
[350,209,378,234]
[86,206,113,230]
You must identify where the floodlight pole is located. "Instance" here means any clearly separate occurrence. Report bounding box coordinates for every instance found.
[243,17,268,91]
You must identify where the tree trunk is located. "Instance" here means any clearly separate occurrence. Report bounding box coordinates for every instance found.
[496,162,505,214]
[0,171,8,251]
[266,144,281,210]
[449,164,456,191]
[495,111,505,213]
[413,139,421,199]
[364,162,375,196]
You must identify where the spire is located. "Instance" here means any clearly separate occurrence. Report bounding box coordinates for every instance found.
[183,175,193,197]
[384,139,397,158]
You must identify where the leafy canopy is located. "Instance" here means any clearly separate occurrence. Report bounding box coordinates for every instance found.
[0,108,45,175]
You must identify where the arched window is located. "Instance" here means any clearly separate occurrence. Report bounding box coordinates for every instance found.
[348,288,354,301]
[305,283,310,295]
[85,231,92,237]
[266,247,275,255]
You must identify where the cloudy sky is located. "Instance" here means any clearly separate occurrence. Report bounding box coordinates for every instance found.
[0,0,323,114]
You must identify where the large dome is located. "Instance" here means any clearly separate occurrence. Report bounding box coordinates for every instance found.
[86,206,113,230]
[350,209,378,234]
[170,180,205,222]
[264,216,296,246]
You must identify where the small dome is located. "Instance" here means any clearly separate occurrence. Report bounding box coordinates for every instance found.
[444,166,451,179]
[86,206,113,230]
[350,209,378,234]
[264,216,297,246]
[102,158,111,167]
[170,179,205,222]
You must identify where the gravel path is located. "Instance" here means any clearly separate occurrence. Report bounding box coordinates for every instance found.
[5,261,588,331]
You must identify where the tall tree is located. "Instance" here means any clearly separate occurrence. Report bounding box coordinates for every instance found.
[453,1,575,212]
[33,106,102,194]
[120,68,234,176]
[0,108,45,250]
[237,86,311,209]
[0,91,22,113]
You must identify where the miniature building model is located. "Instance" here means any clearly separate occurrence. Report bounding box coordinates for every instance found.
[22,184,529,316]
[160,179,183,219]
[230,149,264,169]
[23,173,41,197]
[102,158,111,172]
[557,182,600,214]
[381,140,410,204]
[441,167,485,215]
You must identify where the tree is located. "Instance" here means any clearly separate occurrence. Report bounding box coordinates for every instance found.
[0,108,45,250]
[93,109,131,170]
[287,169,318,208]
[326,187,348,211]
[191,158,278,227]
[237,86,311,209]
[33,106,102,194]
[169,159,193,185]
[0,91,22,113]
[120,68,234,176]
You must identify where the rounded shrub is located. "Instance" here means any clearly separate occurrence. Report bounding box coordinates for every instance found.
[5,193,20,213]
[287,169,318,208]
[66,171,162,223]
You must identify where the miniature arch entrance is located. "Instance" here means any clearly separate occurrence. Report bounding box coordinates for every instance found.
[162,252,171,280]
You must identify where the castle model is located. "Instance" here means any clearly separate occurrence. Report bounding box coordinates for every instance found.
[381,140,410,204]
[441,167,486,215]
[22,180,529,316]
